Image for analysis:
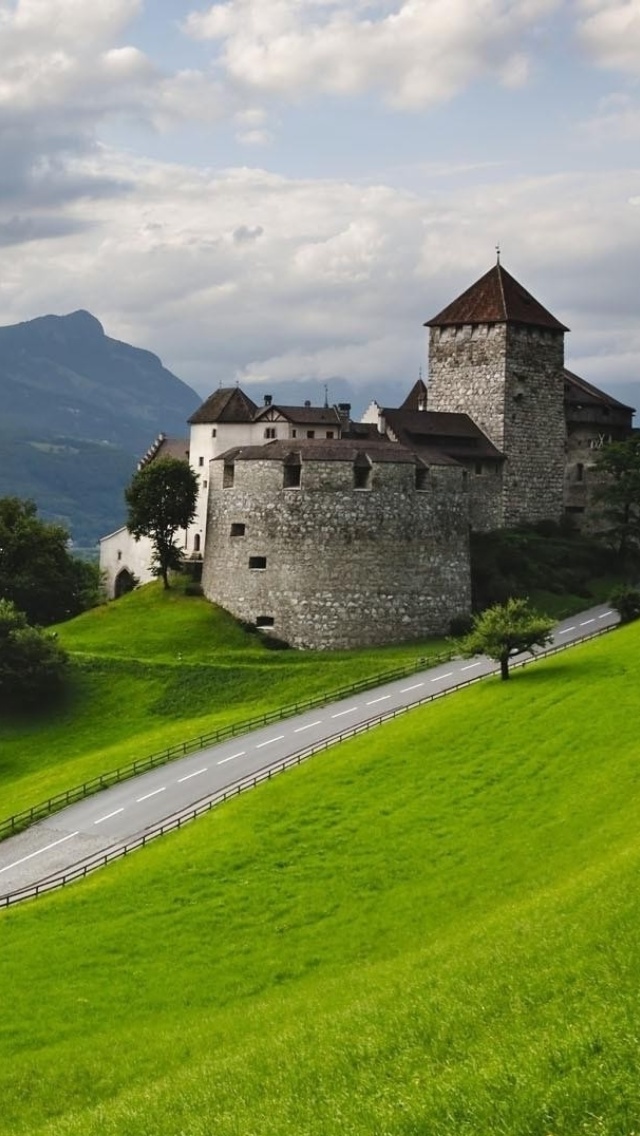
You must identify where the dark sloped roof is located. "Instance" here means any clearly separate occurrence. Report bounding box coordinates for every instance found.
[426,264,569,332]
[401,378,428,410]
[563,368,635,413]
[253,404,342,426]
[216,438,420,465]
[382,408,503,462]
[188,386,258,425]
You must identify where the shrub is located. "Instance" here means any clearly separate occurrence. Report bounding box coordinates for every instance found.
[609,584,640,624]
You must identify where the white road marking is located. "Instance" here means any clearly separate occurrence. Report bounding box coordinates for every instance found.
[400,682,424,693]
[256,736,285,748]
[331,707,358,718]
[217,751,245,765]
[599,611,613,619]
[294,720,323,733]
[136,787,166,803]
[94,808,124,825]
[580,619,595,626]
[366,695,390,705]
[562,626,576,632]
[178,767,207,783]
[431,672,453,682]
[461,662,481,671]
[0,831,79,874]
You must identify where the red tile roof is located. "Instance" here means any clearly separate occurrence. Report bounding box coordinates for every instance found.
[426,264,569,332]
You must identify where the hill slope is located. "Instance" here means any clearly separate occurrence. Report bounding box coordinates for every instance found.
[0,310,199,543]
[0,621,638,1134]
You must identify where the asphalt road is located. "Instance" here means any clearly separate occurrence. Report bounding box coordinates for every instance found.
[0,603,617,900]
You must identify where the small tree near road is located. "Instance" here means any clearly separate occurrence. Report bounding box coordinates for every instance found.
[125,458,198,589]
[594,437,640,559]
[462,598,554,681]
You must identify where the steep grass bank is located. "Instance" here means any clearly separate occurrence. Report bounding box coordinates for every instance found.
[0,583,448,817]
[0,624,637,1134]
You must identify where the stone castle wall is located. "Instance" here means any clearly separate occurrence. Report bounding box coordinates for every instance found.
[427,323,565,526]
[202,456,471,650]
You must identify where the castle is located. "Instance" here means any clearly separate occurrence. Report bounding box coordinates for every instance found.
[100,262,634,649]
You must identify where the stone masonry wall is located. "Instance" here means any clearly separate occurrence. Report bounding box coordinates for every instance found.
[202,457,471,650]
[427,323,565,526]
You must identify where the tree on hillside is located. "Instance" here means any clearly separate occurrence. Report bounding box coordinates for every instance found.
[0,599,68,708]
[462,598,554,681]
[0,497,102,626]
[125,458,198,589]
[594,437,640,559]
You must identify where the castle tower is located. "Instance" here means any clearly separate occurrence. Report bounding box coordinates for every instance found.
[425,263,567,526]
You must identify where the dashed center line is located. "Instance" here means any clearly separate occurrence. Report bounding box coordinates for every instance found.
[400,682,424,693]
[461,662,481,671]
[294,720,323,733]
[0,831,79,874]
[580,618,595,626]
[562,625,576,633]
[217,751,245,765]
[431,672,453,682]
[331,707,358,718]
[136,787,166,803]
[94,808,124,826]
[599,610,613,619]
[366,695,390,705]
[256,735,285,749]
[178,767,207,783]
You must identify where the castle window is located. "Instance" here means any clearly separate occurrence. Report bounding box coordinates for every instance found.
[264,427,277,439]
[117,550,122,561]
[576,463,584,482]
[194,533,201,553]
[307,430,315,439]
[326,431,334,439]
[211,428,217,438]
[223,462,235,488]
[249,556,267,570]
[203,480,207,489]
[283,462,301,489]
[230,522,246,537]
[198,456,204,467]
[292,429,297,438]
[256,615,275,628]
[415,465,428,491]
[353,456,372,490]
[474,462,483,476]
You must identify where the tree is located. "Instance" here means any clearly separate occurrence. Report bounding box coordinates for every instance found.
[125,458,198,589]
[462,598,554,681]
[609,584,640,625]
[594,437,640,559]
[0,497,102,626]
[0,599,68,708]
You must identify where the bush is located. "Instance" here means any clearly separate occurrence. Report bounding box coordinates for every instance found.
[0,600,68,708]
[609,584,640,624]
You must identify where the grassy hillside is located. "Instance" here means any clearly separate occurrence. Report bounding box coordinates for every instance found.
[0,623,638,1134]
[0,582,448,818]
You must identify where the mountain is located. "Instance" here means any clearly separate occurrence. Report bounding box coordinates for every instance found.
[0,311,199,546]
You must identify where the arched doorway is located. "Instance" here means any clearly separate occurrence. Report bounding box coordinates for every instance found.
[114,568,136,598]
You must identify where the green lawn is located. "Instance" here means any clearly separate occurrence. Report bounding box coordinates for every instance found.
[0,583,449,819]
[0,622,638,1135]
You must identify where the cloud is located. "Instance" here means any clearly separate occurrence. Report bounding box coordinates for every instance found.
[577,0,640,75]
[185,0,559,109]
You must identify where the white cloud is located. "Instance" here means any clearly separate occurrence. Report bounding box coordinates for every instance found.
[577,0,640,75]
[1,148,638,415]
[186,0,559,109]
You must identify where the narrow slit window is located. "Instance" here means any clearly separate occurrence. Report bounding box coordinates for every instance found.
[415,465,428,491]
[230,522,246,537]
[249,556,267,570]
[198,456,204,467]
[576,462,584,482]
[223,462,235,488]
[193,533,201,552]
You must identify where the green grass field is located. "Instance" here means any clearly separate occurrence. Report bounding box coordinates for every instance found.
[0,620,638,1135]
[0,583,449,819]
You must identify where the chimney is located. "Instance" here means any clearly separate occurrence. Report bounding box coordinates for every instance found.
[304,399,311,408]
[337,402,351,423]
[264,394,272,407]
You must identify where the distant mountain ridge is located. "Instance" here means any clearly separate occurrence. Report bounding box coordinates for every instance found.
[0,310,200,545]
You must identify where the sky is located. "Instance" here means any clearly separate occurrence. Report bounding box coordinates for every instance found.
[0,0,639,415]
